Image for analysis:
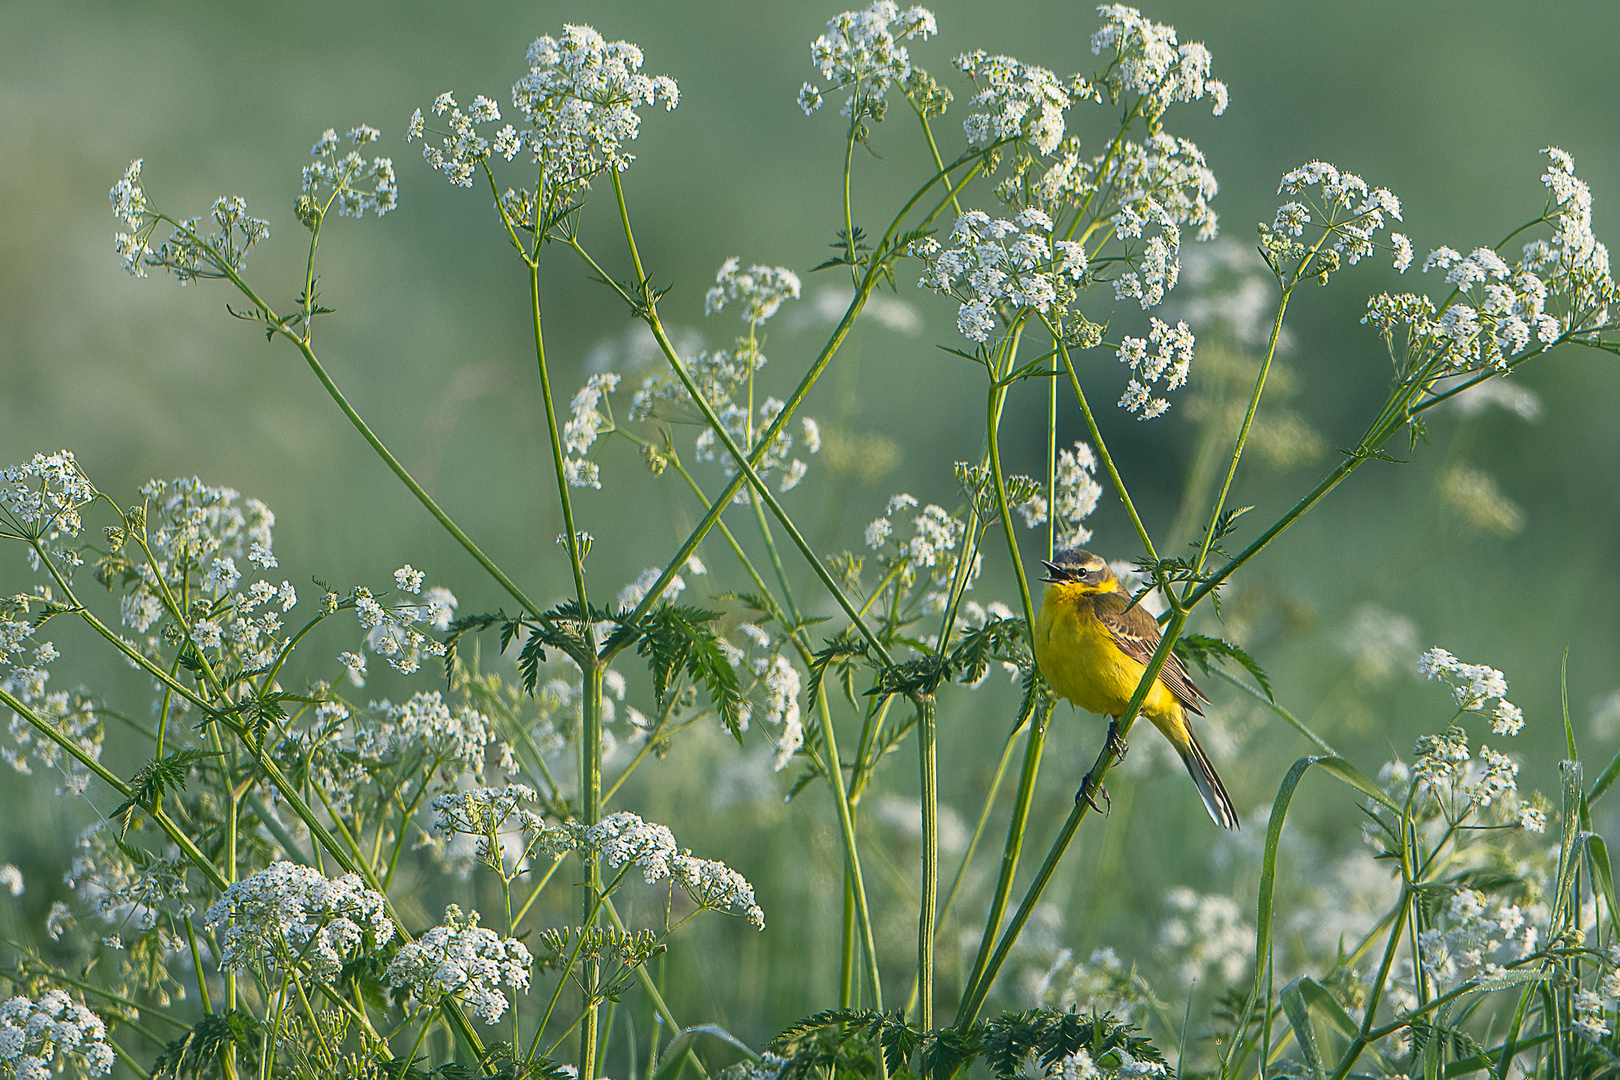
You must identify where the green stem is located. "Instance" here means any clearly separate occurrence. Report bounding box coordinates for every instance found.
[530,262,593,621]
[955,702,1051,1023]
[957,611,1188,1026]
[815,691,884,1010]
[915,693,937,1027]
[1187,286,1291,583]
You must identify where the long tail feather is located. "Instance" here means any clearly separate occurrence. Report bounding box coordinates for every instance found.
[1180,729,1240,830]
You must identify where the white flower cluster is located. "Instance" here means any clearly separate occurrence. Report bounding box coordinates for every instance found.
[1090,5,1228,119]
[799,1,937,118]
[303,125,397,217]
[695,400,822,497]
[1274,160,1402,268]
[407,91,501,188]
[351,577,456,677]
[203,862,395,981]
[511,27,679,191]
[863,493,977,613]
[1028,946,1149,1027]
[911,208,1088,342]
[353,691,512,783]
[1012,441,1102,551]
[1116,317,1194,419]
[384,904,532,1023]
[0,990,114,1079]
[1534,147,1614,322]
[111,160,270,283]
[1417,647,1523,733]
[410,25,677,198]
[1574,987,1613,1042]
[432,783,544,843]
[560,811,766,929]
[0,450,96,567]
[1,622,101,777]
[755,652,804,771]
[955,52,1088,157]
[1416,887,1540,990]
[705,259,803,324]
[1365,150,1613,374]
[563,373,622,489]
[1158,886,1252,988]
[1414,245,1562,368]
[67,821,190,932]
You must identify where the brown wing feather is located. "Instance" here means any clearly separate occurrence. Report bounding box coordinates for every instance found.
[1093,591,1209,715]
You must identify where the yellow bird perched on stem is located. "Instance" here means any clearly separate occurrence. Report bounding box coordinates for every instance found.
[1034,548,1239,830]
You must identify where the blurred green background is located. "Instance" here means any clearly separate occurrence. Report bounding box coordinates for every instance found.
[4,0,1620,1059]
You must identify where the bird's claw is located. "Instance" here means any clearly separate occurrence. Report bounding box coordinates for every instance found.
[1076,775,1110,815]
[1106,717,1129,761]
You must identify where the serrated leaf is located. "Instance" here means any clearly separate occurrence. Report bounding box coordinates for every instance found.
[1175,632,1273,701]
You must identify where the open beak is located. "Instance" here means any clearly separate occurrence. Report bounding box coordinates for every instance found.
[1039,560,1062,583]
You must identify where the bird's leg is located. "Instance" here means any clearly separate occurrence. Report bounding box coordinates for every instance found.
[1105,716,1128,761]
[1076,771,1110,816]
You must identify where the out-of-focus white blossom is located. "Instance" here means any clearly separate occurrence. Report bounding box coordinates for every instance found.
[705,259,802,324]
[0,990,114,1078]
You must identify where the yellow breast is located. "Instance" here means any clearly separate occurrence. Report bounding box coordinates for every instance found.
[1034,586,1181,721]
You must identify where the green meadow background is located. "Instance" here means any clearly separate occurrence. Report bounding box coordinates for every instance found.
[3,0,1619,1055]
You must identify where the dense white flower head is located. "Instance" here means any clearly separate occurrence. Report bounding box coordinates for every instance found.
[385,905,532,1023]
[1091,5,1228,118]
[911,208,1088,342]
[303,125,397,216]
[955,52,1087,156]
[0,990,114,1078]
[1116,318,1194,419]
[800,2,937,118]
[1417,646,1521,730]
[705,259,803,324]
[576,811,766,929]
[203,862,395,981]
[410,26,676,196]
[511,26,679,189]
[1367,148,1607,375]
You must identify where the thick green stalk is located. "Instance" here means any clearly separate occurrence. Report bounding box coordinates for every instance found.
[915,693,938,1027]
[955,703,1050,1023]
[529,264,592,622]
[580,662,606,1079]
[816,691,885,1010]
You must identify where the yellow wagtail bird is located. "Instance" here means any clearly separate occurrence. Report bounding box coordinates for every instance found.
[1034,548,1239,829]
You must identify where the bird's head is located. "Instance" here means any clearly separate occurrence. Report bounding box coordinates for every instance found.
[1038,548,1121,596]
